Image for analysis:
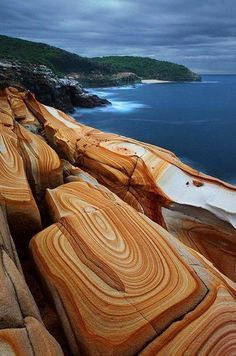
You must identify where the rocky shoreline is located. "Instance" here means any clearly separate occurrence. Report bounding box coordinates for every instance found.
[0,60,111,112]
[0,86,235,355]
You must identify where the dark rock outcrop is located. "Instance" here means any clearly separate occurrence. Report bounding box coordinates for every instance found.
[0,60,110,112]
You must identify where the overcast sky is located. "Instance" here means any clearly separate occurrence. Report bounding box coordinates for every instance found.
[1,0,236,73]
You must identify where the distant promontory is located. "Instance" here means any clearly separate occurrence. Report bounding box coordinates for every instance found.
[93,56,201,83]
[0,35,201,85]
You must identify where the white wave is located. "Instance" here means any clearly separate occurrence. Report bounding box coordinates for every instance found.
[76,99,149,115]
[85,84,143,98]
[112,84,144,90]
[86,89,115,98]
[100,100,149,113]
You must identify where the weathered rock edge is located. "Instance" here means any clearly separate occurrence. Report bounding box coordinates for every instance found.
[0,87,235,355]
[23,86,236,282]
[0,60,111,112]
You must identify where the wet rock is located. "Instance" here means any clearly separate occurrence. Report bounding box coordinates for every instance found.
[0,60,111,112]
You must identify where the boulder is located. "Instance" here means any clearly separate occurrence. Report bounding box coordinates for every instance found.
[0,60,111,112]
[0,316,63,355]
[0,205,22,272]
[21,91,236,281]
[0,86,236,355]
[31,181,236,355]
[0,88,65,252]
[0,122,41,246]
[0,199,63,355]
[13,122,63,200]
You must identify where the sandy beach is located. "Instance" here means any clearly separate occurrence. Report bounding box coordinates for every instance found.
[141,79,172,84]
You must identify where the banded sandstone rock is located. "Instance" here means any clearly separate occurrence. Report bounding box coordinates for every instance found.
[1,87,42,132]
[31,181,236,355]
[1,87,236,354]
[0,88,65,249]
[18,90,236,281]
[61,159,126,199]
[14,123,63,200]
[0,123,41,244]
[1,87,63,200]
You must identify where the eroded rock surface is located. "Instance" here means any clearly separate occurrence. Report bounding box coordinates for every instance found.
[0,60,110,112]
[0,88,66,253]
[31,181,236,355]
[0,115,42,247]
[0,88,65,353]
[0,205,63,355]
[0,87,236,355]
[14,88,236,281]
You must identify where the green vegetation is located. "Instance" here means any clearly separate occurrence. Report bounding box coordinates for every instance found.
[0,35,200,81]
[93,56,200,81]
[0,35,112,75]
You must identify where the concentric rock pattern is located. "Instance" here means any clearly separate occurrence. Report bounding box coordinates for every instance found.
[32,181,236,355]
[0,87,236,355]
[24,87,236,281]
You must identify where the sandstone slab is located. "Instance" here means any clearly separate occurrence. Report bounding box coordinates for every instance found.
[31,181,236,355]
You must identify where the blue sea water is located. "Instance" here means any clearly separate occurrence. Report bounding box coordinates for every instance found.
[73,75,236,184]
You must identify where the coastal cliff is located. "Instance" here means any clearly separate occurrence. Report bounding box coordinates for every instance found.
[0,60,110,112]
[0,34,201,88]
[0,87,235,355]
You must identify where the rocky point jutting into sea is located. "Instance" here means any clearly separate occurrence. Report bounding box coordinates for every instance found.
[0,60,111,112]
[0,86,235,355]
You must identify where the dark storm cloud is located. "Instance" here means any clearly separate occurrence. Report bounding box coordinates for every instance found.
[1,0,236,73]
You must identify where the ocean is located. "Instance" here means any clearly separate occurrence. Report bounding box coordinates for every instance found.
[73,75,236,184]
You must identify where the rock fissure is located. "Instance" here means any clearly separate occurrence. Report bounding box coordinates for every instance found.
[0,87,235,355]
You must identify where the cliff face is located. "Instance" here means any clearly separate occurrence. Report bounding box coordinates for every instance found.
[0,87,235,355]
[0,60,110,112]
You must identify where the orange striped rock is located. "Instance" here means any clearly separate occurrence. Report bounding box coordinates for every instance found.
[0,124,41,243]
[162,208,236,282]
[2,88,236,279]
[61,159,129,204]
[0,89,65,245]
[31,181,236,355]
[13,122,63,200]
[34,99,236,281]
[4,87,42,131]
[0,89,14,127]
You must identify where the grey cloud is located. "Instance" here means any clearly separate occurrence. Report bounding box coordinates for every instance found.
[0,0,236,73]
